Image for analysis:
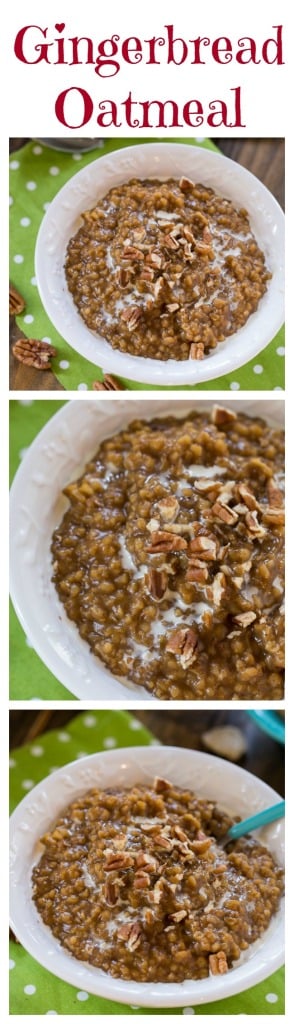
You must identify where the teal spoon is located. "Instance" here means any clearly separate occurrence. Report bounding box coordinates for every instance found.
[224,800,285,845]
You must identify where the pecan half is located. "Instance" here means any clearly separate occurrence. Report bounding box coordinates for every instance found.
[157,496,179,523]
[209,951,228,975]
[211,501,239,525]
[166,626,198,669]
[104,879,120,905]
[189,342,205,360]
[133,871,151,889]
[12,338,56,369]
[233,611,257,628]
[147,568,168,601]
[117,267,130,288]
[104,851,134,871]
[120,306,142,331]
[267,478,284,508]
[92,374,125,391]
[211,406,237,426]
[122,245,145,261]
[9,284,25,315]
[147,530,187,553]
[126,921,142,951]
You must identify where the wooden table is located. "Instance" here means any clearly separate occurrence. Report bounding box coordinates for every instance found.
[9,709,285,796]
[9,138,285,391]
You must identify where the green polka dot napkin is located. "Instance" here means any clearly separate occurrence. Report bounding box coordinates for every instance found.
[9,710,284,1015]
[10,138,284,392]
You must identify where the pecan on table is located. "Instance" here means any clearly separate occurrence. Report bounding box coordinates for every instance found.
[9,284,25,316]
[92,374,125,391]
[12,337,57,369]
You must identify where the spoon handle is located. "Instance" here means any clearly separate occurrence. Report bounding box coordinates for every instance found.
[227,800,285,841]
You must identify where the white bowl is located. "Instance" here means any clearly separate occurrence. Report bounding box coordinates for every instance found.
[35,142,285,386]
[9,398,284,702]
[9,745,284,1008]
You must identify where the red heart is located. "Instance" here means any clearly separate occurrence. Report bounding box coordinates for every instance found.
[55,23,65,32]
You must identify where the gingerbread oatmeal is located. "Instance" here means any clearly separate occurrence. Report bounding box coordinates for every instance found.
[32,778,284,983]
[65,177,271,361]
[51,406,284,701]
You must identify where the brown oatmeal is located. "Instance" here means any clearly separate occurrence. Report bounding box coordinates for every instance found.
[51,406,284,701]
[65,177,271,361]
[32,780,284,983]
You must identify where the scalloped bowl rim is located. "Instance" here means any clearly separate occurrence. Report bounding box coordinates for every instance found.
[9,745,285,1008]
[35,142,285,385]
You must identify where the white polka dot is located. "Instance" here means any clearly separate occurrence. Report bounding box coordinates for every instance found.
[230,381,240,390]
[19,447,28,460]
[265,993,278,1003]
[103,736,117,749]
[43,202,50,212]
[130,1007,139,1011]
[33,145,43,155]
[273,386,283,391]
[24,985,36,995]
[276,346,285,356]
[13,254,24,264]
[42,337,52,344]
[76,752,87,759]
[20,217,31,227]
[9,196,14,205]
[18,399,34,405]
[46,1013,58,1016]
[78,382,88,390]
[72,153,83,161]
[26,181,37,191]
[76,991,89,1001]
[83,714,96,727]
[195,137,205,142]
[25,636,33,648]
[150,739,160,746]
[10,160,20,170]
[253,364,264,374]
[9,960,15,969]
[59,360,69,370]
[31,276,37,286]
[58,731,70,742]
[23,314,34,324]
[182,1009,195,1015]
[49,166,60,176]
[129,718,143,731]
[30,745,44,757]
[9,758,16,768]
[49,766,59,774]
[96,141,105,148]
[21,779,34,791]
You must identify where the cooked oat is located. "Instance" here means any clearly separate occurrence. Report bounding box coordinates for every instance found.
[32,780,284,983]
[51,406,284,700]
[65,178,271,361]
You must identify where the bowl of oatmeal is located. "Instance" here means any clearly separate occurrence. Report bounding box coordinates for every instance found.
[9,745,285,1006]
[35,143,284,385]
[9,399,284,702]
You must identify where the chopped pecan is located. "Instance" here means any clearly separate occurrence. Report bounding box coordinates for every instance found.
[9,284,25,315]
[186,559,209,584]
[211,501,239,525]
[262,507,285,527]
[117,267,130,288]
[207,572,226,607]
[166,302,180,313]
[146,517,160,533]
[146,251,162,269]
[152,275,164,299]
[174,825,189,842]
[211,405,237,426]
[163,233,180,251]
[151,879,164,904]
[127,922,142,951]
[166,626,198,669]
[104,851,134,871]
[209,951,228,975]
[147,568,168,601]
[192,835,213,854]
[233,611,257,629]
[12,337,56,369]
[183,226,196,245]
[140,267,154,283]
[136,852,158,871]
[189,341,205,360]
[218,480,236,506]
[193,478,222,495]
[134,871,151,889]
[179,176,195,191]
[154,776,172,793]
[104,879,120,905]
[157,496,179,523]
[122,245,145,261]
[169,909,187,923]
[189,536,217,560]
[267,478,284,508]
[245,510,266,538]
[203,226,212,245]
[237,483,260,511]
[154,834,173,850]
[92,374,125,391]
[147,530,187,553]
[120,305,142,331]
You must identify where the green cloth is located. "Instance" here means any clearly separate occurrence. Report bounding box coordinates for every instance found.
[10,139,284,392]
[10,710,284,1014]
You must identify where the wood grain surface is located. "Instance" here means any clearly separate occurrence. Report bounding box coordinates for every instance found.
[9,137,284,392]
[9,709,284,796]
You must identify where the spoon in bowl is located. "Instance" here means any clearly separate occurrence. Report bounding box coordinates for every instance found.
[221,799,285,847]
